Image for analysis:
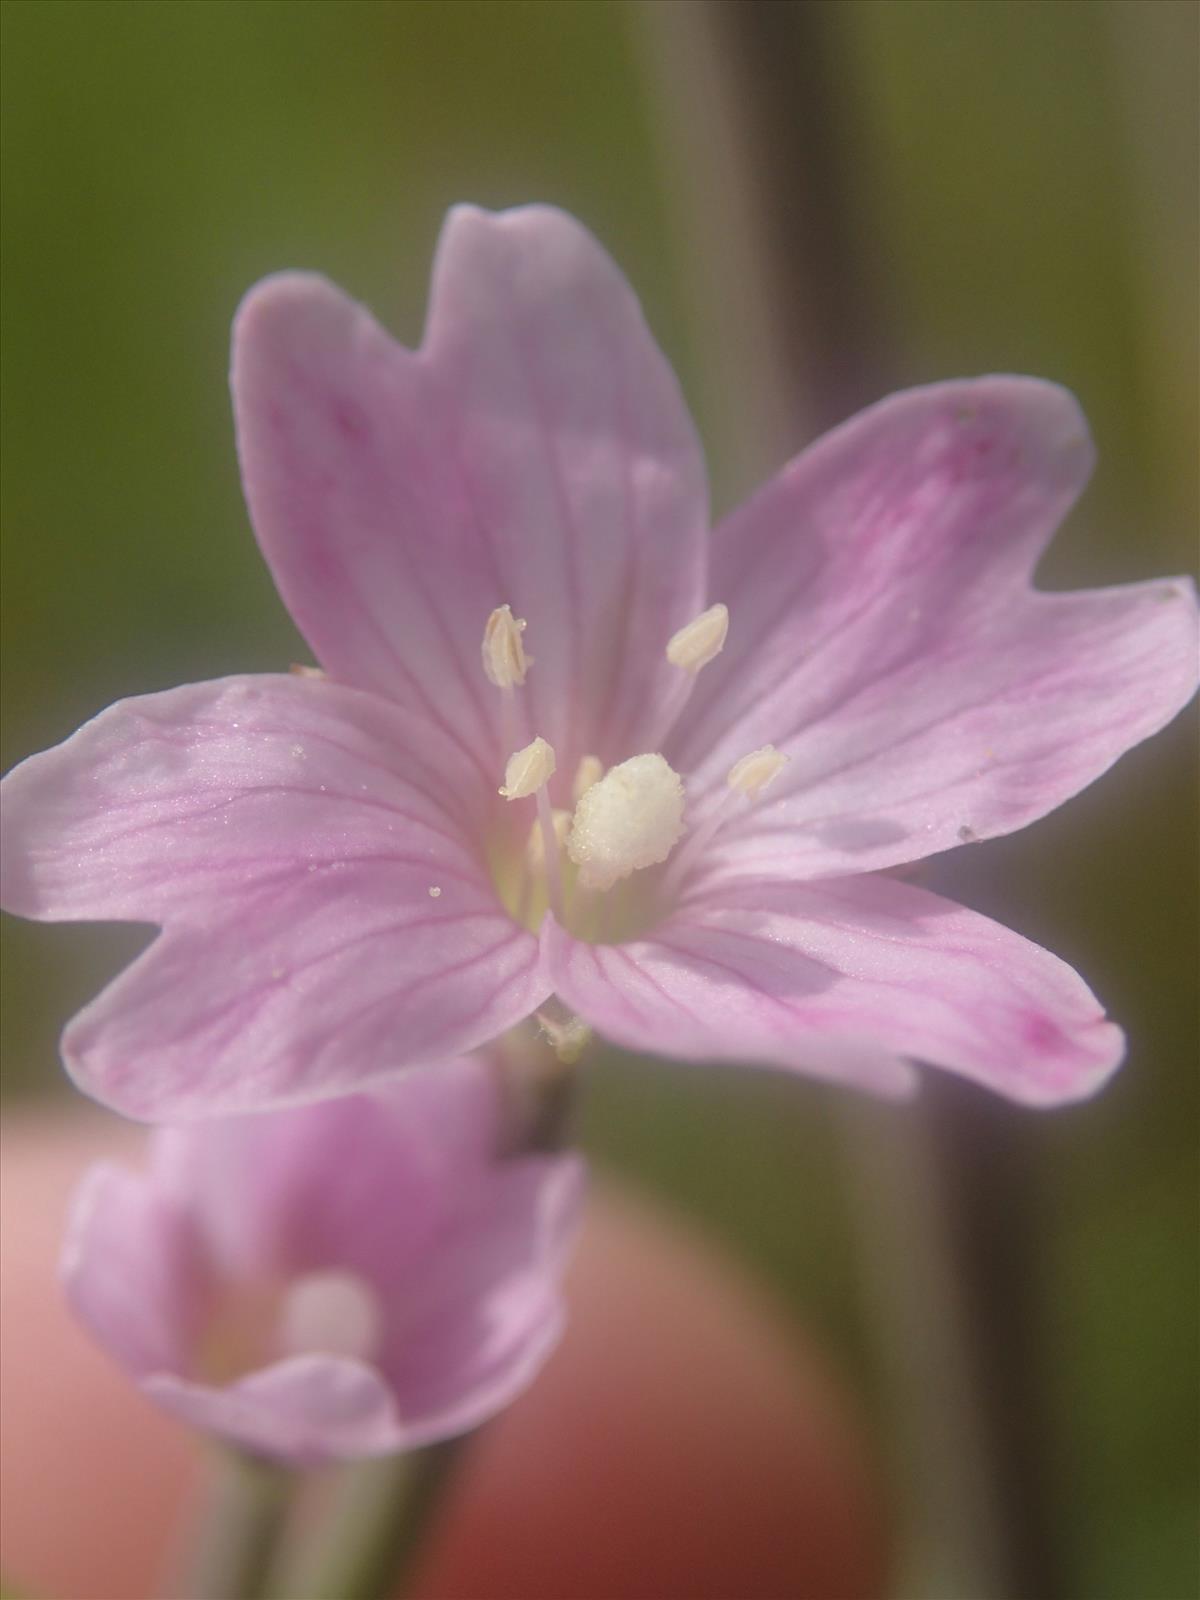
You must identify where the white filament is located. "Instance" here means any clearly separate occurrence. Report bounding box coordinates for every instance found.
[526,807,572,868]
[571,754,604,803]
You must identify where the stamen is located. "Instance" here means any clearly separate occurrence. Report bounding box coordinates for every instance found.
[727,745,789,796]
[526,808,572,868]
[659,747,789,901]
[536,1011,593,1065]
[498,738,565,922]
[567,753,686,891]
[499,736,556,800]
[535,786,566,923]
[278,1270,381,1361]
[666,603,729,674]
[572,754,604,804]
[481,604,530,689]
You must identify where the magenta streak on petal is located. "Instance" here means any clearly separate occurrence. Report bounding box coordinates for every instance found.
[589,277,659,763]
[651,924,1059,1087]
[286,483,495,790]
[666,381,1198,884]
[69,895,541,1110]
[674,380,1081,765]
[607,940,713,1032]
[543,872,1124,1106]
[80,787,471,868]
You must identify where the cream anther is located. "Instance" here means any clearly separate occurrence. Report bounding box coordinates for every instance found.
[727,745,789,797]
[279,1271,381,1361]
[572,754,604,804]
[567,753,685,891]
[500,736,556,800]
[666,603,728,673]
[526,808,571,868]
[482,604,530,689]
[536,1011,593,1065]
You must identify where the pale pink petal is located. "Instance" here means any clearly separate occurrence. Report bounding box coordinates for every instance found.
[544,875,1125,1106]
[0,673,490,922]
[0,676,546,1117]
[61,873,544,1119]
[668,378,1200,879]
[151,1059,498,1281]
[379,1154,586,1445]
[233,205,708,784]
[144,1356,402,1465]
[61,1163,201,1376]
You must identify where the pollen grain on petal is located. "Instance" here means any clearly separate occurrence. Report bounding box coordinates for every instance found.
[666,603,729,674]
[567,752,685,891]
[482,604,530,689]
[727,745,789,797]
[499,736,556,800]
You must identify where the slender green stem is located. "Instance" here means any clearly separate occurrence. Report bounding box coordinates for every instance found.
[293,1439,468,1600]
[179,1450,294,1600]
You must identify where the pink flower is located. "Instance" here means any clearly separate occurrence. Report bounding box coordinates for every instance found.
[2,205,1196,1116]
[60,1057,584,1464]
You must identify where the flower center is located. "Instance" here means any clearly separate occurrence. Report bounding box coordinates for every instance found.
[196,1269,382,1383]
[566,754,685,891]
[481,602,786,943]
[278,1270,382,1362]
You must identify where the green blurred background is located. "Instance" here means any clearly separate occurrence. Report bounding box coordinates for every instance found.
[2,3,1196,1596]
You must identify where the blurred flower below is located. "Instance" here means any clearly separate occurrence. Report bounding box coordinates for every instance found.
[60,1057,583,1465]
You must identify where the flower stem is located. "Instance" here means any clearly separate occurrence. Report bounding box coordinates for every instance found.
[177,1449,294,1600]
[291,1439,467,1600]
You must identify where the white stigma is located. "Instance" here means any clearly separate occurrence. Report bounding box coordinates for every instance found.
[572,753,604,803]
[567,753,686,891]
[727,745,789,797]
[666,603,729,674]
[278,1270,382,1361]
[500,736,556,800]
[482,604,530,689]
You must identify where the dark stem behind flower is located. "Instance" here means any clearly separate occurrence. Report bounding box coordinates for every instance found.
[635,2,1065,1596]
